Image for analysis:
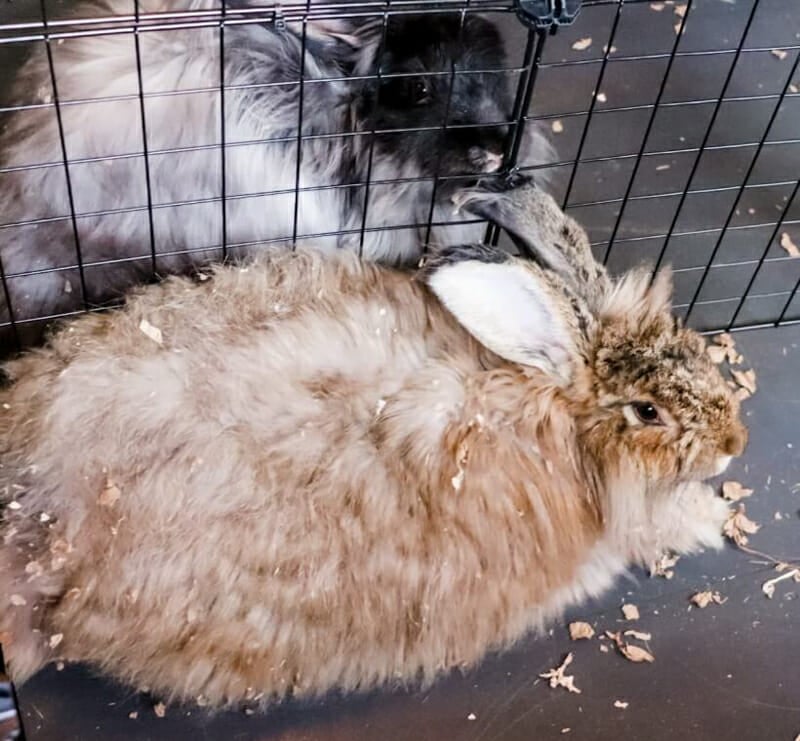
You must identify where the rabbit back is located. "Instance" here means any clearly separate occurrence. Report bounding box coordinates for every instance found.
[0,249,603,705]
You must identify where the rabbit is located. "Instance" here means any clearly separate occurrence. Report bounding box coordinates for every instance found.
[0,178,746,708]
[0,0,549,333]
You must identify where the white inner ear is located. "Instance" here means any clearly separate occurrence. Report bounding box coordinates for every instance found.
[428,260,575,379]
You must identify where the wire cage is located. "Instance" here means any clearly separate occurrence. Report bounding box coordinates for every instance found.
[0,0,798,355]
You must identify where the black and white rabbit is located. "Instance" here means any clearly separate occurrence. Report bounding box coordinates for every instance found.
[0,0,548,327]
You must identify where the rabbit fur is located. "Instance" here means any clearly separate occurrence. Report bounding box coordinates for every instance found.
[0,0,548,329]
[0,181,746,708]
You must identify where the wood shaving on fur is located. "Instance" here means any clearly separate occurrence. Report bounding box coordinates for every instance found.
[99,477,122,507]
[708,333,743,365]
[649,552,680,579]
[139,318,163,345]
[781,232,800,257]
[723,505,760,547]
[568,621,595,640]
[540,653,582,694]
[621,604,640,620]
[690,591,726,608]
[571,38,592,51]
[9,594,27,607]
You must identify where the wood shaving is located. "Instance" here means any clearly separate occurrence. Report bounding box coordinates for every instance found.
[129,711,138,719]
[650,2,665,9]
[790,83,799,94]
[467,713,477,721]
[731,368,757,395]
[139,318,163,345]
[723,504,760,547]
[621,603,640,620]
[540,653,582,694]
[761,567,800,599]
[552,120,564,134]
[7,500,21,511]
[606,630,655,663]
[656,163,671,171]
[153,702,166,718]
[571,38,592,51]
[781,232,799,258]
[56,661,65,671]
[599,644,610,653]
[709,333,743,364]
[722,481,753,502]
[673,4,687,17]
[649,552,679,579]
[99,476,122,507]
[624,630,652,641]
[674,22,684,35]
[596,92,607,103]
[620,644,655,663]
[771,49,789,61]
[614,700,629,709]
[706,344,728,364]
[9,594,27,607]
[49,633,63,649]
[690,590,726,608]
[569,621,595,640]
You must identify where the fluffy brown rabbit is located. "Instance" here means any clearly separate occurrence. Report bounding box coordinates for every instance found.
[0,180,746,708]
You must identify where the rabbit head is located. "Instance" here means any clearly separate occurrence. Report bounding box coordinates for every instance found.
[437,177,747,496]
[354,14,512,190]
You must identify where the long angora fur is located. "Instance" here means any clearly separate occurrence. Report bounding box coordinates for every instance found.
[0,182,746,708]
[0,0,547,326]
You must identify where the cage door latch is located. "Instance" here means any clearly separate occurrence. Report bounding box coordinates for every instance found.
[515,0,582,30]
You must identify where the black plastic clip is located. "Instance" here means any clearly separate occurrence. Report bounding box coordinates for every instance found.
[274,5,286,32]
[515,0,582,30]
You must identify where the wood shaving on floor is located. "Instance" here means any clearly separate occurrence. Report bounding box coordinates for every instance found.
[540,653,582,694]
[571,38,592,51]
[781,232,799,257]
[723,504,760,548]
[569,621,595,640]
[690,591,726,608]
[722,481,753,502]
[621,604,640,620]
[762,566,800,599]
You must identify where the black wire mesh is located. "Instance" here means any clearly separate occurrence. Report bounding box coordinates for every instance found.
[0,0,798,352]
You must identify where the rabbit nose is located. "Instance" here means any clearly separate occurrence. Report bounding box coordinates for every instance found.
[468,146,504,173]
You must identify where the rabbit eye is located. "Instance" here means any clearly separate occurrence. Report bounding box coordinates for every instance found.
[631,401,662,426]
[410,79,430,105]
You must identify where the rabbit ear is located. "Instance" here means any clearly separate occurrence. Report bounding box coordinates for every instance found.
[425,245,577,381]
[602,266,673,321]
[454,179,607,298]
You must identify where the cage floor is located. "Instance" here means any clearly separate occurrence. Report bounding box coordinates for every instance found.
[13,323,800,741]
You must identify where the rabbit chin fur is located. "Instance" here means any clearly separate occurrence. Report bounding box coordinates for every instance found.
[0,0,550,325]
[0,246,740,707]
